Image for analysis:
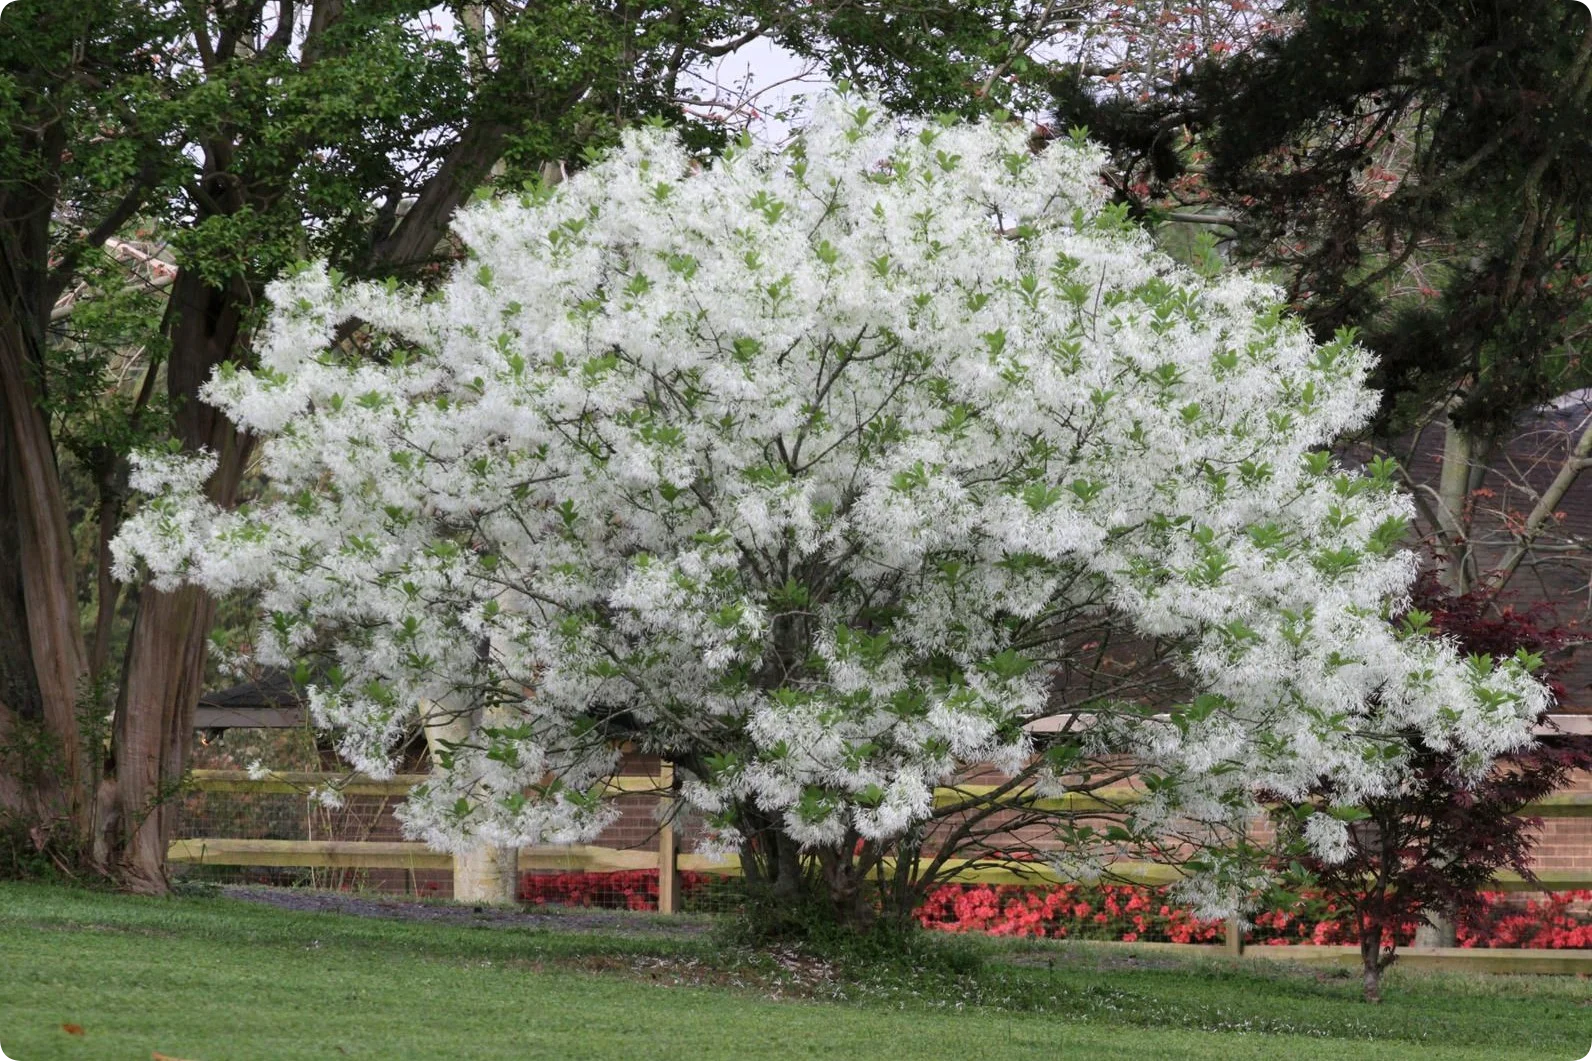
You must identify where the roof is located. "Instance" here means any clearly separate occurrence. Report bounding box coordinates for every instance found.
[195,671,305,729]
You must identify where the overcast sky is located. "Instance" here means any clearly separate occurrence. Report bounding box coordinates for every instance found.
[679,33,831,142]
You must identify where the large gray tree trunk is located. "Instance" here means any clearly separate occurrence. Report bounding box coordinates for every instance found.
[1434,420,1479,593]
[1413,918,1457,948]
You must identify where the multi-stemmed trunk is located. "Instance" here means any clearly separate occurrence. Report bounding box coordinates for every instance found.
[90,585,217,891]
[88,273,254,892]
[734,804,884,933]
[0,264,93,856]
[0,261,254,892]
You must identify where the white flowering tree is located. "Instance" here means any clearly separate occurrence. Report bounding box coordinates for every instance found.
[115,92,1546,922]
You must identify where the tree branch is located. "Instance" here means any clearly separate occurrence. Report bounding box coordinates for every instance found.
[44,168,158,309]
[1491,415,1592,592]
[364,117,509,271]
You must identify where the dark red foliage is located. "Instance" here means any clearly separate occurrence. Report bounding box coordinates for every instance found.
[1409,572,1573,702]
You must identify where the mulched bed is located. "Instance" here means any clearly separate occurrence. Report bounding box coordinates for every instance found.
[221,884,711,937]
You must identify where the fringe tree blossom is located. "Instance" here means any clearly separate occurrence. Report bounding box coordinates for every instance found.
[114,92,1547,870]
[1303,812,1352,866]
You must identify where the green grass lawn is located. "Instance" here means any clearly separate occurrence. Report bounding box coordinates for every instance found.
[1,882,1589,1060]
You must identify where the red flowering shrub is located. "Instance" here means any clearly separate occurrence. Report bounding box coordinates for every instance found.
[912,880,1591,950]
[517,869,1592,948]
[519,868,724,911]
[913,882,1225,943]
[1457,890,1592,949]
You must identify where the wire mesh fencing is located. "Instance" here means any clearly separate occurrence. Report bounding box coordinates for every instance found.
[172,784,449,894]
[169,766,749,913]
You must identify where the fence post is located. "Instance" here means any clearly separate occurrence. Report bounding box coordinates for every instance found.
[657,761,679,915]
[1225,915,1245,957]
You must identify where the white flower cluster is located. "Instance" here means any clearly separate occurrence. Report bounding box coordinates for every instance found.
[1303,812,1353,866]
[113,91,1547,865]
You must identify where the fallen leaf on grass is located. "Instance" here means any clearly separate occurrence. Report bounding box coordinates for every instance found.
[152,1052,199,1060]
[60,1024,84,1036]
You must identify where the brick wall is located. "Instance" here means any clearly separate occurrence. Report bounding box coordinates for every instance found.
[1534,770,1592,874]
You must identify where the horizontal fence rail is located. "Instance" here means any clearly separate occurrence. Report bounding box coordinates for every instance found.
[174,769,1592,891]
[185,770,671,798]
[186,770,1592,816]
[167,838,730,874]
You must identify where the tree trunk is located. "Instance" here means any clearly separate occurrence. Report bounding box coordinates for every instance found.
[1434,421,1477,593]
[817,842,876,929]
[420,697,519,904]
[93,585,214,891]
[0,273,89,835]
[0,407,50,821]
[736,815,880,931]
[881,832,924,929]
[1359,922,1384,1003]
[1413,914,1457,949]
[450,845,521,905]
[91,271,254,893]
[737,814,807,896]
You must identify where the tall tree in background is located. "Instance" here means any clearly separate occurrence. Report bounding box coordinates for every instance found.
[0,0,1076,892]
[1054,1,1592,592]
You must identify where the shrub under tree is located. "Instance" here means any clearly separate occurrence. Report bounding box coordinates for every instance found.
[1270,574,1592,1001]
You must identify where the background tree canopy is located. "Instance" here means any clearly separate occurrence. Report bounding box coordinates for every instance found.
[1055,0,1592,439]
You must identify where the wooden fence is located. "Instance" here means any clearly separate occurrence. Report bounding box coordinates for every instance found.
[169,768,1592,973]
